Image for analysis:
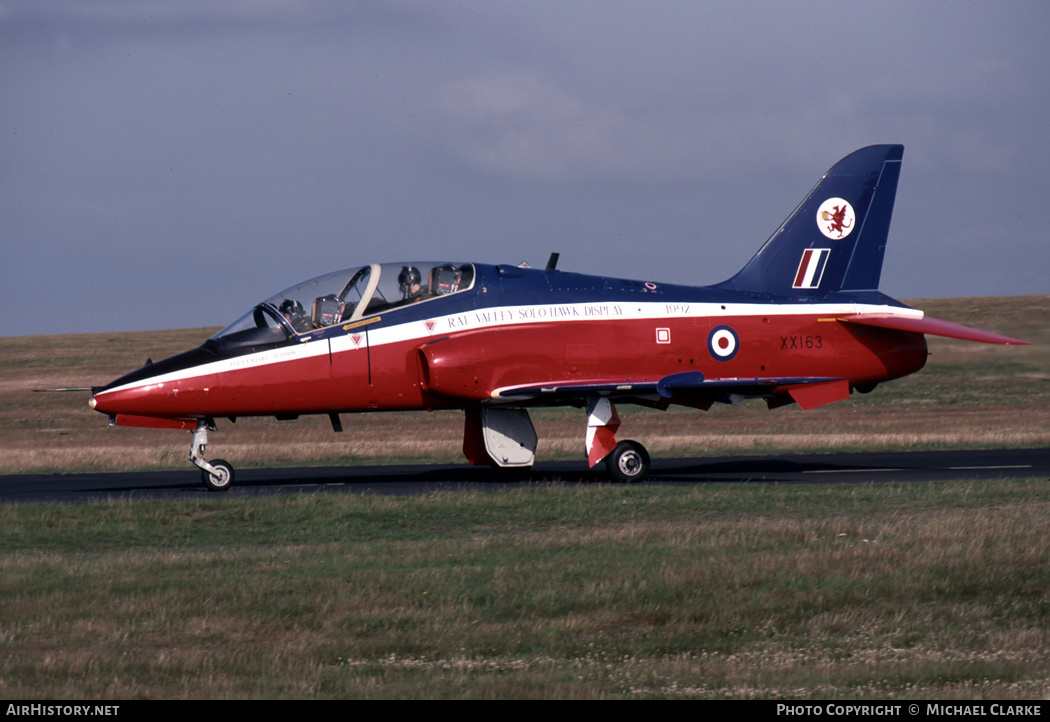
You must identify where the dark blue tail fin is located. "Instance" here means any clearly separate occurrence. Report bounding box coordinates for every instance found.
[715,145,904,299]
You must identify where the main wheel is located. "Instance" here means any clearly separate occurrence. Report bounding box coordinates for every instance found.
[605,440,650,483]
[201,459,234,492]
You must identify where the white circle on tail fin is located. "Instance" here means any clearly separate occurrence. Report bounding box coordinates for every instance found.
[816,198,855,240]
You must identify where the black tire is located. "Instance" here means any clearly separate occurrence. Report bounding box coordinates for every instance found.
[201,459,234,492]
[605,440,650,483]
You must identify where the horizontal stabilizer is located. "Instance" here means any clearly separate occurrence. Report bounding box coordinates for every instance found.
[837,314,1028,345]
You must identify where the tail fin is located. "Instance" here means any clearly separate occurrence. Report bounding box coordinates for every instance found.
[715,145,904,299]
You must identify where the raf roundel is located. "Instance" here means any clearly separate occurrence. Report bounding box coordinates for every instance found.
[816,197,855,240]
[707,325,739,361]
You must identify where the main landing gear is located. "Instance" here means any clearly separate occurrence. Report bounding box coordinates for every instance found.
[465,399,653,483]
[584,397,650,482]
[189,419,235,492]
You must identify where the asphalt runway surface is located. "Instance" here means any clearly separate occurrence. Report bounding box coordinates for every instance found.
[1,448,1047,505]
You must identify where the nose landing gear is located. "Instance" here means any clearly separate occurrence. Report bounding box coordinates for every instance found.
[200,458,234,492]
[189,419,235,492]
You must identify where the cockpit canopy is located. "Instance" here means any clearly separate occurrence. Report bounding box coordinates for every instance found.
[212,262,475,349]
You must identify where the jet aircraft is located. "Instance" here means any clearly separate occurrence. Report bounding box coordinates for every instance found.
[88,145,1027,490]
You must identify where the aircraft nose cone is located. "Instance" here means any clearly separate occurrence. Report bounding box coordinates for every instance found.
[89,384,143,416]
[89,388,117,415]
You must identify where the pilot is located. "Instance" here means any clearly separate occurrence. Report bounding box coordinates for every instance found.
[398,266,432,304]
[278,299,311,332]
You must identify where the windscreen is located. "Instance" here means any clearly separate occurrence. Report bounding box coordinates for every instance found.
[212,262,475,344]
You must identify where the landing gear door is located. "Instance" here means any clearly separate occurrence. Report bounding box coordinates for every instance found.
[463,408,537,468]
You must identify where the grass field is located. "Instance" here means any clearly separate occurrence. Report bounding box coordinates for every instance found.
[1,480,1048,699]
[0,296,1047,699]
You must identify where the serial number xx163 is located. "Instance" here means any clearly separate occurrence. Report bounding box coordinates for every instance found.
[781,335,823,350]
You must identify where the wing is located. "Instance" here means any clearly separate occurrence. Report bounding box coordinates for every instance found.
[493,372,851,411]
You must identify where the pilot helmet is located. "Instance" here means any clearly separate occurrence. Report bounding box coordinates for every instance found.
[398,266,422,293]
[279,299,305,317]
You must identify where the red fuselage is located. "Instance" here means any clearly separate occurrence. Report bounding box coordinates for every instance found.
[91,266,929,423]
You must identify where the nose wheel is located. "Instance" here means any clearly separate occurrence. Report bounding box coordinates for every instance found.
[200,458,235,492]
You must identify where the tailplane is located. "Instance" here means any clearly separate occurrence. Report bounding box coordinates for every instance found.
[716,145,904,299]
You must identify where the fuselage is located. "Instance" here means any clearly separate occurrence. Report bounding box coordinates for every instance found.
[90,262,929,422]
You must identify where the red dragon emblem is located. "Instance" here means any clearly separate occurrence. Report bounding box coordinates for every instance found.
[821,204,851,236]
[817,198,855,239]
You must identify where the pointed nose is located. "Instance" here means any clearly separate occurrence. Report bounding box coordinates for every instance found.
[89,385,130,416]
[90,381,164,417]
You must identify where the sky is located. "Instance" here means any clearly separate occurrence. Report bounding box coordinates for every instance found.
[2,1,1048,338]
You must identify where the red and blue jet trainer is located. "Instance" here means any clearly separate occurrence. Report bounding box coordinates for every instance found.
[89,145,1027,490]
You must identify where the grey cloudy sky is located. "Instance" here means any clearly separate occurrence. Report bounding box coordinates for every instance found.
[3,1,1048,337]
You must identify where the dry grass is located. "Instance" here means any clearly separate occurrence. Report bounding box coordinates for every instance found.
[1,295,1047,474]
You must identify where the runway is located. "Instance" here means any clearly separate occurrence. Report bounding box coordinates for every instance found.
[1,448,1046,505]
